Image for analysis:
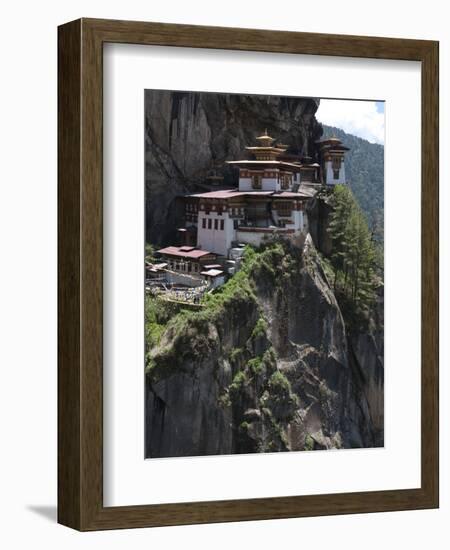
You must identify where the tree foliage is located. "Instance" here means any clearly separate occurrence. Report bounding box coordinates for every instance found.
[145,243,156,263]
[322,125,384,244]
[327,185,381,325]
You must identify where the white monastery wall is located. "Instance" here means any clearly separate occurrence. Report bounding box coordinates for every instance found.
[260,177,278,191]
[238,177,279,192]
[197,211,235,256]
[235,230,267,248]
[287,210,307,232]
[237,178,253,191]
[325,160,346,185]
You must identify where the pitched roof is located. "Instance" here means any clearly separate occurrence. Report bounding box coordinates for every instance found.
[157,246,215,259]
[226,160,302,169]
[190,189,242,199]
[200,269,224,277]
[190,189,311,200]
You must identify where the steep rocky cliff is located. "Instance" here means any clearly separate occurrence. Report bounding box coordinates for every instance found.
[145,237,384,458]
[145,90,322,245]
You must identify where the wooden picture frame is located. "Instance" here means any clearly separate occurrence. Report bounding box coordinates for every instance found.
[58,18,439,531]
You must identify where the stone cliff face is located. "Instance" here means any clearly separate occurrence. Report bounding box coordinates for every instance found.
[145,90,322,245]
[145,237,384,458]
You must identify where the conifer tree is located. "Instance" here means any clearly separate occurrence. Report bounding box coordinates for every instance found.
[326,185,380,323]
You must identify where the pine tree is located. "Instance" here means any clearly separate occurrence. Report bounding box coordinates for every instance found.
[326,185,381,325]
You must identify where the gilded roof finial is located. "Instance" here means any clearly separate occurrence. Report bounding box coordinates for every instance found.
[256,129,275,145]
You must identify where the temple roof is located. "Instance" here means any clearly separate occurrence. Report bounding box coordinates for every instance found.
[189,189,311,200]
[201,269,224,277]
[316,135,350,151]
[227,160,302,169]
[255,129,275,146]
[157,246,216,259]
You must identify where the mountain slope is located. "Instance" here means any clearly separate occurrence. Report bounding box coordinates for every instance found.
[145,237,384,458]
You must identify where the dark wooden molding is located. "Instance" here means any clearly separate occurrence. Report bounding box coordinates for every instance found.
[58,18,439,531]
[58,19,82,530]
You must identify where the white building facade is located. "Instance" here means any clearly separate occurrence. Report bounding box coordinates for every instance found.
[178,131,349,258]
[316,136,349,186]
[196,208,235,257]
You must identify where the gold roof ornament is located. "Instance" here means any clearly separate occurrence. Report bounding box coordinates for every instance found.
[255,129,275,146]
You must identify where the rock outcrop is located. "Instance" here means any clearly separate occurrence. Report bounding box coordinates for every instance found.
[145,237,384,457]
[145,91,322,245]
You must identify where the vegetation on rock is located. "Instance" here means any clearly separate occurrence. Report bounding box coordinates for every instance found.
[325,184,382,328]
[146,211,383,456]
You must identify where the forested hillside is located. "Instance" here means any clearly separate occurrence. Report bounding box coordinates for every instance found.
[322,125,384,240]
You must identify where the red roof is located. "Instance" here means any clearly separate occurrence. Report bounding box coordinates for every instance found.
[191,189,241,199]
[191,191,310,199]
[157,246,215,260]
[227,160,302,169]
[191,189,308,199]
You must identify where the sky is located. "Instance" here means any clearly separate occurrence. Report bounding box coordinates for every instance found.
[315,99,385,145]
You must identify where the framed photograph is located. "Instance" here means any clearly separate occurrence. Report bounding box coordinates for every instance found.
[58,18,439,530]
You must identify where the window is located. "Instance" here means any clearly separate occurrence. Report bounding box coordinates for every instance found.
[276,201,292,217]
[214,219,218,230]
[202,218,206,229]
[220,219,224,230]
[332,156,341,170]
[281,174,291,189]
[332,156,341,179]
[252,174,262,189]
[208,218,212,229]
[234,219,239,229]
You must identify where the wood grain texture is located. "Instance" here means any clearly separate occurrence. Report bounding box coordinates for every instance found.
[57,18,439,531]
[420,40,439,508]
[57,19,82,530]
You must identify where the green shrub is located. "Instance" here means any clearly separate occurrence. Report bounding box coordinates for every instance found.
[229,347,244,363]
[145,243,156,263]
[229,371,247,396]
[304,434,315,451]
[251,316,268,339]
[247,356,263,376]
[239,421,250,432]
[268,370,291,394]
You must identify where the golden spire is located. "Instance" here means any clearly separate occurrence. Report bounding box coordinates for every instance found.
[255,129,275,146]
